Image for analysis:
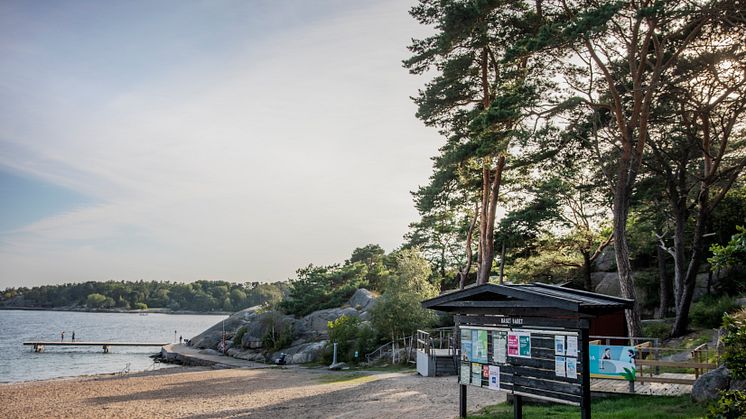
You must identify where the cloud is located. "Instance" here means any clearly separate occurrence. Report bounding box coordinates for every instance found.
[0,0,440,287]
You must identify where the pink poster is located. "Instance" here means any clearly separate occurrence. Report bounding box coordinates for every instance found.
[507,333,519,356]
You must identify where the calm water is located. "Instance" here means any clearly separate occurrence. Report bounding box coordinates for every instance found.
[0,310,227,383]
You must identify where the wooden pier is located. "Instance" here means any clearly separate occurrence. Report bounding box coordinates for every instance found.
[24,341,168,353]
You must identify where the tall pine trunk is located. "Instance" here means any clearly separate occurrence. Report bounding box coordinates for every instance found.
[612,155,643,337]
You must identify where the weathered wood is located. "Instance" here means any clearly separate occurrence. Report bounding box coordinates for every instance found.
[512,385,582,405]
[512,375,581,396]
[580,328,591,419]
[456,314,588,329]
[634,359,716,369]
[634,376,696,385]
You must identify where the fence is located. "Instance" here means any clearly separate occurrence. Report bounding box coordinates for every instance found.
[589,335,719,391]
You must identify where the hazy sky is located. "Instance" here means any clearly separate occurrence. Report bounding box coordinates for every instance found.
[0,0,440,288]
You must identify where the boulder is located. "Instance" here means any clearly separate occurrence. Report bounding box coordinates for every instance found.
[189,306,262,349]
[301,307,360,336]
[593,248,616,272]
[692,366,731,403]
[347,288,377,311]
[590,272,610,289]
[594,272,621,296]
[280,340,328,364]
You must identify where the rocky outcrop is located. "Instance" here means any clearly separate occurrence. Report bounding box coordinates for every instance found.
[189,289,378,365]
[692,366,731,403]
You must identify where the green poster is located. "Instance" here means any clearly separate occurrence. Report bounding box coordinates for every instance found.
[472,329,488,363]
[519,333,531,357]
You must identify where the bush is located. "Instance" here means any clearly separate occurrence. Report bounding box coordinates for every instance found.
[722,309,746,379]
[233,327,247,347]
[133,302,148,310]
[690,295,738,328]
[707,390,746,419]
[642,321,671,340]
[324,315,379,364]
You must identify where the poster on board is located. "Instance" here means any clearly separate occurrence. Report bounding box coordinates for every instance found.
[555,356,566,377]
[488,365,500,391]
[471,362,482,387]
[589,345,637,380]
[566,336,578,357]
[508,331,532,358]
[566,357,578,378]
[555,336,566,355]
[472,329,488,363]
[493,331,507,364]
[460,363,471,384]
[460,329,472,362]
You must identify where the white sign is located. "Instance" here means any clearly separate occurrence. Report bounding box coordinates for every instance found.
[566,357,578,379]
[566,336,578,357]
[555,356,566,377]
[460,364,471,384]
[488,365,500,391]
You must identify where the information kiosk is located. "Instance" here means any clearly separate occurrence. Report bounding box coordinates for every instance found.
[421,283,633,418]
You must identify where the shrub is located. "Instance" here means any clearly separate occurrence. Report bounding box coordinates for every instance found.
[133,302,148,310]
[722,309,746,379]
[233,327,247,347]
[324,315,379,364]
[707,390,746,419]
[642,321,671,340]
[690,295,738,328]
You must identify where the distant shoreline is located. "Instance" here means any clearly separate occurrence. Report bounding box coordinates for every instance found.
[0,306,231,316]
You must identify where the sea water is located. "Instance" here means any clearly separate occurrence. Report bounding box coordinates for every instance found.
[0,310,227,383]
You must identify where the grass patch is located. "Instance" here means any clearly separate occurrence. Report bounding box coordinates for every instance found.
[468,395,706,419]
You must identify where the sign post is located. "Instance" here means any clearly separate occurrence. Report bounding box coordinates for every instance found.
[421,283,633,419]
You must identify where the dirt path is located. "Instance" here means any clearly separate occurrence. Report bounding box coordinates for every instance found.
[0,367,504,418]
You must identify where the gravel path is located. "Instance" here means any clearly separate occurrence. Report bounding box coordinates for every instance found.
[0,367,504,418]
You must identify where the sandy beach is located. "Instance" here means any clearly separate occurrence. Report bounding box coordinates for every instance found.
[0,366,504,418]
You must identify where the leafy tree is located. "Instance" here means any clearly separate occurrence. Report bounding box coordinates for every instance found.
[370,249,439,346]
[405,0,550,285]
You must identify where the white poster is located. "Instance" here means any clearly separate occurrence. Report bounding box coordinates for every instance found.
[460,364,471,384]
[488,365,500,391]
[566,357,578,379]
[555,356,566,377]
[555,335,566,355]
[493,331,507,364]
[566,336,578,357]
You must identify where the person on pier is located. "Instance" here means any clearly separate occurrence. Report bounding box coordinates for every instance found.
[60,331,64,342]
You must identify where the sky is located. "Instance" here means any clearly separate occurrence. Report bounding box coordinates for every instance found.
[0,0,441,288]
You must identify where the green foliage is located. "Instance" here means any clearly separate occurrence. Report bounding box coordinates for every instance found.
[233,327,247,346]
[722,309,746,379]
[710,226,746,271]
[642,321,672,340]
[280,262,368,317]
[370,249,438,341]
[690,295,739,329]
[261,313,294,352]
[1,280,287,313]
[85,293,107,308]
[325,315,378,364]
[707,390,746,419]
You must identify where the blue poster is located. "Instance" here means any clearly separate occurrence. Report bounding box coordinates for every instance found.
[460,329,472,362]
[589,344,637,380]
